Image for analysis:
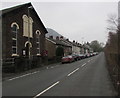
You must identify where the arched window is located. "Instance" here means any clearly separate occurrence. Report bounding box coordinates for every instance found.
[22,15,28,37]
[36,30,41,55]
[22,15,33,38]
[11,22,19,56]
[29,17,33,37]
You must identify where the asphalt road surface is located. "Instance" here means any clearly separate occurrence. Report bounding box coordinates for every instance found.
[2,52,116,96]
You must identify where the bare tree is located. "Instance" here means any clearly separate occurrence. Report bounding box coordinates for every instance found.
[105,13,120,95]
[107,14,118,32]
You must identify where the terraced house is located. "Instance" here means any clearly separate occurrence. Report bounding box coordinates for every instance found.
[1,3,48,71]
[45,36,72,59]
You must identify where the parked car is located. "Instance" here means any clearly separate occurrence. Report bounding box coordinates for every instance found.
[61,55,74,64]
[71,54,79,61]
[78,54,85,59]
[90,53,94,57]
[93,52,98,56]
[84,53,90,58]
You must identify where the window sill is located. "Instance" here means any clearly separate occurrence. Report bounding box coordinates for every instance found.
[37,54,41,56]
[12,54,19,57]
[23,35,33,38]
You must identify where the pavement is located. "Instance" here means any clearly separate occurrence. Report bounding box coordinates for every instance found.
[2,52,117,96]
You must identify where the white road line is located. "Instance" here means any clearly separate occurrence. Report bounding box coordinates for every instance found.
[67,68,79,76]
[8,73,30,81]
[31,71,39,74]
[33,81,60,97]
[8,71,39,81]
[55,65,59,67]
[8,77,19,81]
[19,73,31,77]
[81,63,86,67]
[88,60,91,62]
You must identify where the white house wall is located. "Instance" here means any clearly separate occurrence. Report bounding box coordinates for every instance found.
[72,45,80,54]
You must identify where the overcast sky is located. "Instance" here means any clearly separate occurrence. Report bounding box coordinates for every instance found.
[1,0,118,44]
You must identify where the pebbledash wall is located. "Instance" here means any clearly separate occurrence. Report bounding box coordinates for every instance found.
[2,3,48,60]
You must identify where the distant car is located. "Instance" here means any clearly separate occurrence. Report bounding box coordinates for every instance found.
[84,53,90,58]
[71,54,79,61]
[96,52,99,55]
[61,55,74,64]
[90,53,94,57]
[93,52,98,56]
[78,54,85,59]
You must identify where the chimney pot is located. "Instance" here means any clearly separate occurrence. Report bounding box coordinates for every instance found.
[49,36,53,39]
[56,36,59,40]
[66,39,69,41]
[60,36,63,40]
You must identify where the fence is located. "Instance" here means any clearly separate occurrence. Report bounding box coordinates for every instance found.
[104,52,120,95]
[2,56,62,73]
[2,56,42,73]
[47,56,62,65]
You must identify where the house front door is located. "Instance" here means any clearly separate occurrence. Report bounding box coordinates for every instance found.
[25,43,30,57]
[25,41,32,57]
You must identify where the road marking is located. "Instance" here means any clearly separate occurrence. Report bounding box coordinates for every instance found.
[31,71,39,74]
[88,60,91,62]
[8,77,20,81]
[55,65,59,67]
[51,67,54,68]
[67,68,79,76]
[33,81,60,97]
[8,73,31,81]
[81,63,86,67]
[8,71,39,81]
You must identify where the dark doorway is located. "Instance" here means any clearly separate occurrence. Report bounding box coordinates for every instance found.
[25,43,30,57]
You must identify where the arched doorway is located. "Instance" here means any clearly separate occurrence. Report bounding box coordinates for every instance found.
[25,41,32,57]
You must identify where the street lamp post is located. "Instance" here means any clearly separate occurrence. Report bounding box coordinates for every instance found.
[28,6,33,69]
[28,6,33,59]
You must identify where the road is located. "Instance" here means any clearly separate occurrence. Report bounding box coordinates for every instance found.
[2,52,116,96]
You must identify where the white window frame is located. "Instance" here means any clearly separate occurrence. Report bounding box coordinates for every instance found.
[36,30,41,55]
[11,22,19,56]
[22,15,33,38]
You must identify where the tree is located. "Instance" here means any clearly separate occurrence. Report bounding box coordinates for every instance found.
[105,13,120,95]
[107,14,118,32]
[56,46,64,57]
[90,40,103,52]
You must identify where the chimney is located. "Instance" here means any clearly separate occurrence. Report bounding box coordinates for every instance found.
[56,36,59,40]
[60,36,63,40]
[66,39,69,41]
[49,36,53,39]
[73,40,75,43]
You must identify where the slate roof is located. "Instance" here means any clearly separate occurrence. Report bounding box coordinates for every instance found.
[65,40,83,48]
[1,2,48,34]
[2,3,31,15]
[46,37,72,47]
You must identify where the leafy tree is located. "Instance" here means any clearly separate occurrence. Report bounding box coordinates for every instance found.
[90,40,103,52]
[56,46,64,57]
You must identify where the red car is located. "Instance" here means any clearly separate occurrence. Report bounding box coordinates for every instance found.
[61,55,74,64]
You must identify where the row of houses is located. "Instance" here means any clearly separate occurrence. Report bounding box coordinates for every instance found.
[45,35,92,60]
[1,3,93,71]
